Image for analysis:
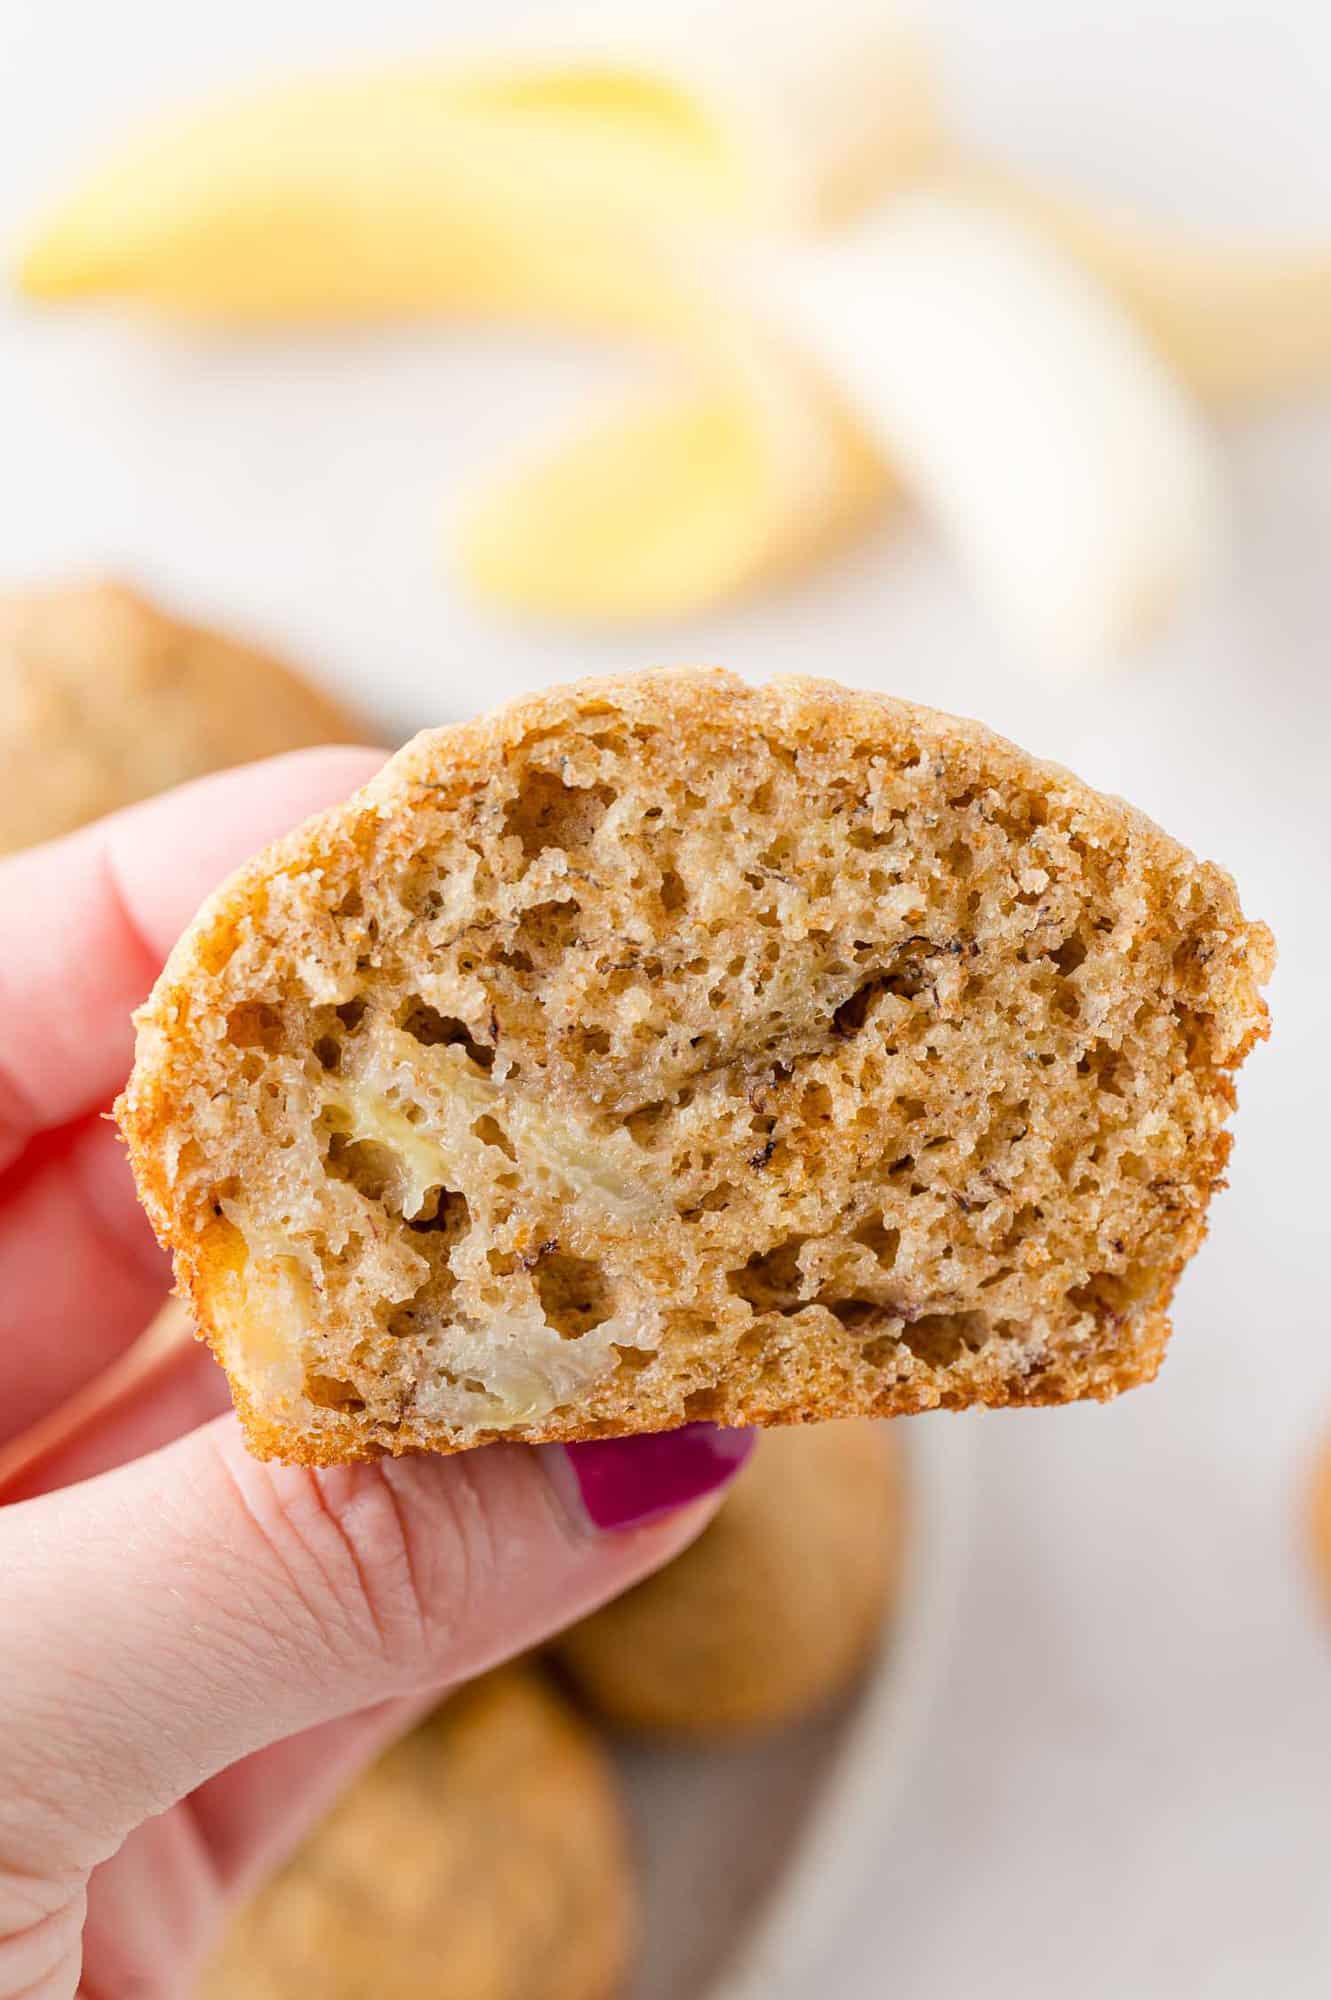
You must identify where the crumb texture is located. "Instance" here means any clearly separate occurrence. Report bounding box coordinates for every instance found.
[557,1419,902,1735]
[120,668,1273,1462]
[0,579,367,853]
[196,1669,634,2000]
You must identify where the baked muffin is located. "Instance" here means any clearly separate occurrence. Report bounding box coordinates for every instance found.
[0,579,368,853]
[556,1419,900,1734]
[118,667,1272,1464]
[1308,1433,1331,1611]
[197,1668,635,2000]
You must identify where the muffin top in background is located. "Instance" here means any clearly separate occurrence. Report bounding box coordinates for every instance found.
[0,579,371,854]
[197,1667,636,2000]
[557,1418,903,1736]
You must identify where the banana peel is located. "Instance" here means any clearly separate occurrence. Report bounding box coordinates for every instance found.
[18,49,1331,398]
[945,161,1331,408]
[462,159,1331,637]
[14,5,932,631]
[458,341,890,625]
[16,4,937,322]
[18,75,711,329]
[751,193,1223,667]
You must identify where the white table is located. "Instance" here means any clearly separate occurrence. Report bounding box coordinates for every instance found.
[3,4,1329,1992]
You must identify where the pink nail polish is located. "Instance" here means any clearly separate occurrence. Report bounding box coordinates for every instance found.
[562,1423,756,1532]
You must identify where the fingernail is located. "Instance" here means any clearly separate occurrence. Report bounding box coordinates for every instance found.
[557,1423,757,1533]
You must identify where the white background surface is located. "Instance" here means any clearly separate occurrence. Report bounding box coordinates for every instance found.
[2,4,1330,1994]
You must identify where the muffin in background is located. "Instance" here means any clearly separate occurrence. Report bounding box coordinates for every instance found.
[555,1420,903,1736]
[198,1668,636,2000]
[0,579,370,854]
[1308,1434,1331,1612]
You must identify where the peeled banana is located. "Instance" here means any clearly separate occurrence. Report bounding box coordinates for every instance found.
[15,7,932,635]
[19,32,1331,407]
[18,4,936,322]
[16,3,1326,657]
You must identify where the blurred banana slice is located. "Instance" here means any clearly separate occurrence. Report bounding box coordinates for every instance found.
[458,332,889,623]
[16,2,936,321]
[755,193,1223,666]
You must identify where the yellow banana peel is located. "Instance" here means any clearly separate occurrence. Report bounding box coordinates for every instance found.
[18,75,710,328]
[17,5,937,321]
[457,345,890,625]
[18,50,1331,401]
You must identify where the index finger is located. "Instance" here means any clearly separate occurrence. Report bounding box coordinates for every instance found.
[0,746,385,1173]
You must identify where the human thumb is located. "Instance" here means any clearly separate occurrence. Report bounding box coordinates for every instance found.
[0,1412,751,1886]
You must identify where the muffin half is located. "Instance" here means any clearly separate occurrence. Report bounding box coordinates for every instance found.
[119,668,1272,1463]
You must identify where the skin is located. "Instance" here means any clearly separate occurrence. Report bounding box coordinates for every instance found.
[0,750,735,2000]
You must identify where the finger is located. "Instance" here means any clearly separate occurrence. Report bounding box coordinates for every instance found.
[0,746,384,1171]
[188,1695,434,1896]
[0,747,384,1444]
[1,1416,754,1884]
[3,1320,439,1928]
[0,1328,227,1502]
[81,1695,432,2000]
[0,1112,168,1444]
[81,1794,217,2000]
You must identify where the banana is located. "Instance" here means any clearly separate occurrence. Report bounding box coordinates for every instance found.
[20,6,1317,653]
[14,2,930,629]
[17,4,937,321]
[13,4,931,631]
[20,23,1331,404]
[751,193,1223,667]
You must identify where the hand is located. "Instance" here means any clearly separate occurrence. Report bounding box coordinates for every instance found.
[0,750,753,2000]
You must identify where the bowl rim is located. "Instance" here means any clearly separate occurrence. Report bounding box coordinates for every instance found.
[709,1412,977,1999]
